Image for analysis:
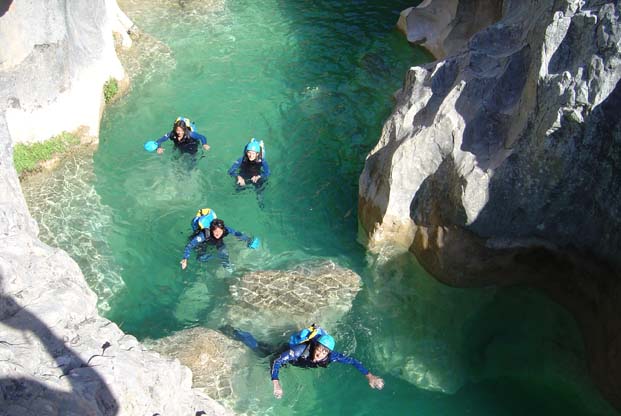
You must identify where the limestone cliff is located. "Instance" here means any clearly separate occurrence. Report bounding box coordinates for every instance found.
[0,1,229,414]
[360,0,621,409]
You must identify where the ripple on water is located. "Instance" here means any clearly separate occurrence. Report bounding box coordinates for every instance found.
[21,148,125,311]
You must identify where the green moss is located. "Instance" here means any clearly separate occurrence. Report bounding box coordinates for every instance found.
[103,78,119,104]
[13,131,80,174]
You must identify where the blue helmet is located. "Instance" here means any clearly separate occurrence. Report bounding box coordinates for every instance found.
[316,334,335,351]
[198,215,214,230]
[246,139,261,153]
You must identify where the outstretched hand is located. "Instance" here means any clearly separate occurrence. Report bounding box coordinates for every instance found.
[202,144,210,151]
[366,373,384,390]
[157,147,164,154]
[273,380,283,399]
[180,258,187,270]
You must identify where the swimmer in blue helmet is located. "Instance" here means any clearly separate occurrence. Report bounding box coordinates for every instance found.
[270,332,384,399]
[154,117,210,155]
[220,323,384,399]
[228,138,270,207]
[180,218,256,270]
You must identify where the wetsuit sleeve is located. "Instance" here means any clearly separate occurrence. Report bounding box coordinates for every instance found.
[329,351,369,375]
[155,133,170,146]
[224,226,251,242]
[271,344,306,380]
[261,159,271,178]
[190,131,207,145]
[183,233,205,259]
[228,158,243,177]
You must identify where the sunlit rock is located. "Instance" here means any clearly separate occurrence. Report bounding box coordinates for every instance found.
[225,260,362,338]
[396,0,501,60]
[0,0,132,143]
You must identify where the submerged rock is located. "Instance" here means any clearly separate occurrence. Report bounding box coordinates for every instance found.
[146,327,248,402]
[226,260,362,338]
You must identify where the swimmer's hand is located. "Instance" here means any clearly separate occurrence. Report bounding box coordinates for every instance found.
[180,258,187,270]
[273,379,283,399]
[236,176,246,186]
[202,144,210,151]
[157,147,164,154]
[366,373,384,390]
[251,175,261,183]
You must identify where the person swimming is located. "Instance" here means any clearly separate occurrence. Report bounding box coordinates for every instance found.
[228,138,270,207]
[220,323,385,399]
[154,117,210,155]
[180,217,257,270]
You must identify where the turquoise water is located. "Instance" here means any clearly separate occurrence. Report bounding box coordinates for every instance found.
[24,0,618,415]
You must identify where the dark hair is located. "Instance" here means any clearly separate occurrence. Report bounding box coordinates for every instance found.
[210,218,226,233]
[171,120,191,141]
[308,341,330,366]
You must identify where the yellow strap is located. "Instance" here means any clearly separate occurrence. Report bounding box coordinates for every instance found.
[301,324,318,343]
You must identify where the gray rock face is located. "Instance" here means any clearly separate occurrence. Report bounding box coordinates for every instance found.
[360,0,621,408]
[226,261,362,338]
[397,0,502,60]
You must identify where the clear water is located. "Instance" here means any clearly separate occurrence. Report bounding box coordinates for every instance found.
[22,0,618,415]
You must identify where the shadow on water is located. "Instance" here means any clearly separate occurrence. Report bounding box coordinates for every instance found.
[0,282,119,415]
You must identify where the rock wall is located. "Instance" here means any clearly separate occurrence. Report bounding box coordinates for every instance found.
[360,0,621,409]
[0,1,230,414]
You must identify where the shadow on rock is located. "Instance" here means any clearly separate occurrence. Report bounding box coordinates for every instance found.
[0,293,119,415]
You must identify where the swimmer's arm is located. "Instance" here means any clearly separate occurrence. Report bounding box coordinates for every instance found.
[261,159,271,178]
[330,352,384,390]
[225,226,251,243]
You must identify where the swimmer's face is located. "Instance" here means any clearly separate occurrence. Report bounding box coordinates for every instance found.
[312,344,330,362]
[246,150,258,161]
[212,226,224,239]
[175,126,185,139]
